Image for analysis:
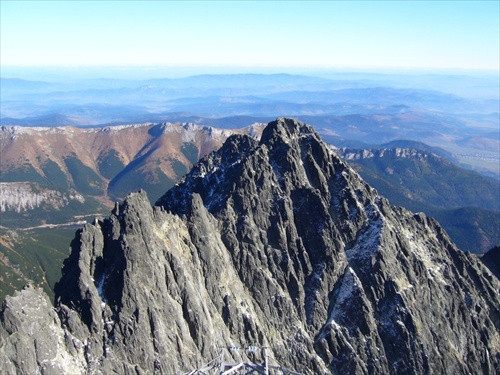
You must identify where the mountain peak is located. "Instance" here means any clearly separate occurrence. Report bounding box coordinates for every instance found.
[2,118,499,374]
[260,117,315,144]
[156,117,347,217]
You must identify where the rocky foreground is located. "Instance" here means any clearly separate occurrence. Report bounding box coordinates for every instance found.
[1,118,499,374]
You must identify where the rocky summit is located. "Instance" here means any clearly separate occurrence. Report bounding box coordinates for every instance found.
[1,118,499,374]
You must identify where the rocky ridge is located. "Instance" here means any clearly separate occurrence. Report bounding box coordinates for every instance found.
[340,147,432,162]
[1,118,499,374]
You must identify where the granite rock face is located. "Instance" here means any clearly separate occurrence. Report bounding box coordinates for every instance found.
[1,118,499,374]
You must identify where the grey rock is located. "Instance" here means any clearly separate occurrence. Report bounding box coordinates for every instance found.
[1,118,499,374]
[0,285,86,375]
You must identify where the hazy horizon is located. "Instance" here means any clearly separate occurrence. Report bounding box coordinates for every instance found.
[3,62,499,79]
[1,1,498,74]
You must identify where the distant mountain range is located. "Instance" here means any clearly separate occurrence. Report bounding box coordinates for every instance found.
[2,74,498,178]
[0,123,263,211]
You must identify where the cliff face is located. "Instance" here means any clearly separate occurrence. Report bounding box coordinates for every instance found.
[0,182,85,213]
[1,118,499,374]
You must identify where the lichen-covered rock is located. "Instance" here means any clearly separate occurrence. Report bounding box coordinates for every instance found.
[1,118,499,374]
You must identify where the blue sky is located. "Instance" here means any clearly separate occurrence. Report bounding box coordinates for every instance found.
[1,1,499,71]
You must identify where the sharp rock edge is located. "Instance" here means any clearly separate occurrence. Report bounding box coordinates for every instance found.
[1,118,499,375]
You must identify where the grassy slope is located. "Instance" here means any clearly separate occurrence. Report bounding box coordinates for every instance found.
[0,227,76,303]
